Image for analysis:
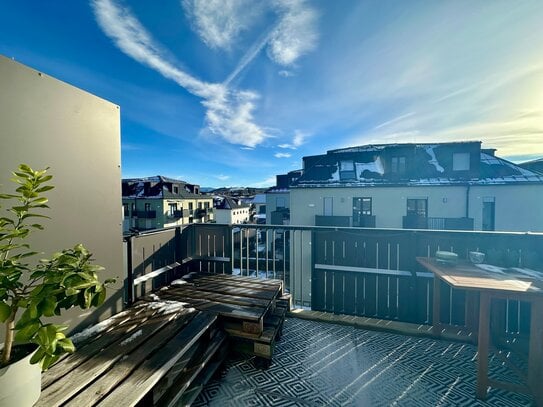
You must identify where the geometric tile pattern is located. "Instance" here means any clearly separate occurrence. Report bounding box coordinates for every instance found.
[192,318,533,406]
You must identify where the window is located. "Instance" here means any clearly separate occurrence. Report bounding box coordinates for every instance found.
[323,197,333,216]
[353,197,372,227]
[407,198,427,217]
[276,197,286,208]
[168,203,177,216]
[123,204,129,218]
[204,202,210,209]
[453,152,470,171]
[339,160,356,180]
[189,202,193,211]
[353,197,372,216]
[198,202,203,209]
[391,156,406,173]
[144,203,151,212]
[173,185,179,194]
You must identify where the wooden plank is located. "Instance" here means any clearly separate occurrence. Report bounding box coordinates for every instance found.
[63,312,194,407]
[193,272,283,288]
[190,275,282,292]
[36,310,192,407]
[189,281,279,300]
[157,331,227,407]
[98,312,217,407]
[344,273,356,315]
[160,285,271,309]
[42,310,142,388]
[312,269,325,311]
[325,270,334,313]
[333,271,344,314]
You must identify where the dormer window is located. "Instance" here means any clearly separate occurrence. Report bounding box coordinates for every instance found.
[173,185,179,194]
[391,156,406,173]
[339,160,356,180]
[453,153,470,171]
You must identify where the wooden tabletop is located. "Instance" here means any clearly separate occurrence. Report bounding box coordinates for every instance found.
[416,257,543,296]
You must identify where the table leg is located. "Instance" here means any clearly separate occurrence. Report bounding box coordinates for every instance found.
[477,292,490,400]
[528,297,543,406]
[432,274,441,336]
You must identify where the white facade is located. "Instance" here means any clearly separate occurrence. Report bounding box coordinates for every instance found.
[214,206,250,224]
[290,184,543,232]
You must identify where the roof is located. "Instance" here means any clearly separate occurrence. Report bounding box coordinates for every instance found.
[214,196,250,210]
[252,194,266,204]
[122,176,208,199]
[294,142,543,188]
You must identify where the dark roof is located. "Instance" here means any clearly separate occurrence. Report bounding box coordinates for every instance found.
[122,176,206,199]
[215,196,250,210]
[294,142,543,187]
[518,158,543,175]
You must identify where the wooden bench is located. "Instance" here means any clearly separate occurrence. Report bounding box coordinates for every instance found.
[37,272,287,406]
[37,303,224,406]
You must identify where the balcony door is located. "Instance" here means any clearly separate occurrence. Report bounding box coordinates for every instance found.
[323,197,333,216]
[482,198,495,231]
[353,197,372,227]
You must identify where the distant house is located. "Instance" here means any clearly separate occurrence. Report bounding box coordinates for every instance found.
[265,169,302,225]
[252,194,267,224]
[122,176,213,232]
[214,196,250,224]
[519,158,543,175]
[283,142,543,232]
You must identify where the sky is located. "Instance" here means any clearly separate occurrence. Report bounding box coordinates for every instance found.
[1,1,542,188]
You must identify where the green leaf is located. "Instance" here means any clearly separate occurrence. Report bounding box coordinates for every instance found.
[0,301,11,322]
[65,287,79,296]
[29,348,45,365]
[15,320,40,342]
[57,338,75,353]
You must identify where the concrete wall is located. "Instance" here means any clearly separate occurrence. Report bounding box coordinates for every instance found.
[265,192,290,224]
[290,184,543,232]
[0,56,123,336]
[214,207,250,224]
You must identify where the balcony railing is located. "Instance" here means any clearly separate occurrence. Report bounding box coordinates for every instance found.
[134,210,157,218]
[403,215,474,230]
[124,223,543,354]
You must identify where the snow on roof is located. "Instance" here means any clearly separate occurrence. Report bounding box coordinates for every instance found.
[356,157,384,177]
[425,146,444,173]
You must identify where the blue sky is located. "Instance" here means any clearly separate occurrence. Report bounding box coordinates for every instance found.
[1,1,542,187]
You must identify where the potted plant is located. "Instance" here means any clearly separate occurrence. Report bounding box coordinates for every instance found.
[0,164,113,406]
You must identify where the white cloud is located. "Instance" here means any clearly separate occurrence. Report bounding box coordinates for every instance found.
[185,0,319,85]
[267,0,319,66]
[274,152,291,158]
[181,0,260,50]
[92,0,267,148]
[216,174,230,181]
[278,129,308,149]
[250,176,276,188]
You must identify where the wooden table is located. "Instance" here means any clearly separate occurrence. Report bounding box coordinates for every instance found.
[417,257,543,404]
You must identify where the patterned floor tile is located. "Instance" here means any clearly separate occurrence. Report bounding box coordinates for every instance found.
[191,318,534,406]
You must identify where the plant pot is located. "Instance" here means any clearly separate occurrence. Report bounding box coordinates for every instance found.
[0,346,41,407]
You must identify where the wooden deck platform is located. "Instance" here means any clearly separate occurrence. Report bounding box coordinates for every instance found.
[37,273,286,406]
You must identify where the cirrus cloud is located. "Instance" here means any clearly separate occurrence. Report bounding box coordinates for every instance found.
[92,0,267,147]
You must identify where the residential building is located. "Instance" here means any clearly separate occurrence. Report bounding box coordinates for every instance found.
[214,196,250,224]
[252,193,267,224]
[122,176,213,232]
[286,142,543,232]
[265,169,302,225]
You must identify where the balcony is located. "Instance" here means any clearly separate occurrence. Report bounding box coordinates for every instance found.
[134,210,157,218]
[315,214,350,227]
[120,224,543,404]
[403,215,474,230]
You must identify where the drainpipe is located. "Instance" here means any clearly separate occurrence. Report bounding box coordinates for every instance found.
[465,184,470,218]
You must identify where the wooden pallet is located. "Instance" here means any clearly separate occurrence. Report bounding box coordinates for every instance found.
[38,273,287,406]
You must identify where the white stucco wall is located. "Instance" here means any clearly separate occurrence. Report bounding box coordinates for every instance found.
[290,184,543,232]
[469,184,543,232]
[214,207,250,224]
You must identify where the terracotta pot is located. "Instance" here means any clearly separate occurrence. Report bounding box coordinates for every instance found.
[0,346,41,407]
